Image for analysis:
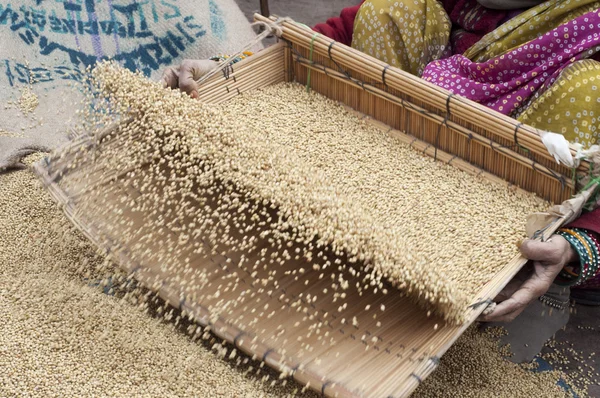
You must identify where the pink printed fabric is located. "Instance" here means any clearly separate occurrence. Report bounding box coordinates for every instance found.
[421,10,600,117]
[578,273,600,289]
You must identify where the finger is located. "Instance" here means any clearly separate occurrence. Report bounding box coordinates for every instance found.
[161,66,179,89]
[494,284,518,303]
[519,238,562,263]
[480,274,548,322]
[179,59,220,98]
[494,265,533,302]
[178,60,204,97]
[494,291,511,303]
[479,305,526,323]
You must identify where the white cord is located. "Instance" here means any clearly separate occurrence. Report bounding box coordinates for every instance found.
[195,18,290,86]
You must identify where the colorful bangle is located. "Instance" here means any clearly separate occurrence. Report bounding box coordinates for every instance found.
[579,229,600,283]
[561,229,594,266]
[566,229,596,280]
[555,230,586,286]
[555,228,600,286]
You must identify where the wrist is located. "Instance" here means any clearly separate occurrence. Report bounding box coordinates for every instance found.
[566,242,579,263]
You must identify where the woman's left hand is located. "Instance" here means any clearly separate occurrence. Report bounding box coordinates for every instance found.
[160,59,218,98]
[479,236,577,323]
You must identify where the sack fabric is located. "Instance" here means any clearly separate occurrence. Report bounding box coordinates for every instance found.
[0,0,260,170]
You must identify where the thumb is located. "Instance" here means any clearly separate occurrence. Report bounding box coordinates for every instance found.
[519,238,561,263]
[179,59,219,98]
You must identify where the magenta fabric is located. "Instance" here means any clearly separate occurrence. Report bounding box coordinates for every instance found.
[421,10,600,116]
[577,274,600,289]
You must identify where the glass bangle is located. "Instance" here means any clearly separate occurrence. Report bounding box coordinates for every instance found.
[555,231,586,286]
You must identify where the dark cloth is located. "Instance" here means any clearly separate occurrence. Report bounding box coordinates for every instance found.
[567,208,600,235]
[312,0,525,54]
[476,0,545,10]
[312,2,364,47]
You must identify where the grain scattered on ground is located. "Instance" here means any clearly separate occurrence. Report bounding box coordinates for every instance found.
[0,157,307,398]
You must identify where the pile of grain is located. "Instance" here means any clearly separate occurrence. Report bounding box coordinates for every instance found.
[0,156,305,398]
[413,328,570,398]
[0,161,577,397]
[78,63,547,323]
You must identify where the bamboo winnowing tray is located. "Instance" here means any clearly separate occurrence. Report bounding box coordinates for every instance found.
[33,17,587,398]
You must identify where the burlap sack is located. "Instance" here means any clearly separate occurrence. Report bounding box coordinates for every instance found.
[0,0,261,170]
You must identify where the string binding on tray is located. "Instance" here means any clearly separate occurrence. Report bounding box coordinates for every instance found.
[283,39,573,198]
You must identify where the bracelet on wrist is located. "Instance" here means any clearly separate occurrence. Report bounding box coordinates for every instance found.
[579,229,600,282]
[555,228,600,286]
[555,229,586,286]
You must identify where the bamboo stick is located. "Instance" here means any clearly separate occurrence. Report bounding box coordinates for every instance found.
[197,44,284,93]
[297,58,574,190]
[289,48,573,189]
[198,64,285,104]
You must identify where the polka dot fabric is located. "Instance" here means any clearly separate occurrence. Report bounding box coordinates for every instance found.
[518,60,600,147]
[463,0,600,63]
[422,6,600,146]
[352,0,451,76]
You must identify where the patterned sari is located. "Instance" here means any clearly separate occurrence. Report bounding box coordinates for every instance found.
[352,0,600,147]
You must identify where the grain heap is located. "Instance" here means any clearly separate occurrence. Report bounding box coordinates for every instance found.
[0,154,307,398]
[413,327,572,398]
[0,158,582,397]
[67,62,547,324]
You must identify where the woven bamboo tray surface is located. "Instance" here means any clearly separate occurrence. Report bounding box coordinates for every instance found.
[33,21,572,398]
[255,15,594,205]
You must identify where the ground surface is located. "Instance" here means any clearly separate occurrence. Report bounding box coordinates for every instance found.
[235,0,355,25]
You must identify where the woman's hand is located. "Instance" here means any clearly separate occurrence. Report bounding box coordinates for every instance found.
[160,59,218,99]
[480,235,577,323]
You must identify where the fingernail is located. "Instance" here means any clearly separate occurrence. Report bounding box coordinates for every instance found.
[516,239,525,248]
[191,90,199,99]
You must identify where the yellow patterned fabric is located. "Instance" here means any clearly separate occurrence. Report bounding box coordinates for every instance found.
[351,0,451,76]
[464,0,600,62]
[351,0,600,148]
[517,60,600,148]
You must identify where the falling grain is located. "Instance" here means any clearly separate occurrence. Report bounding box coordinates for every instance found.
[72,63,547,323]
